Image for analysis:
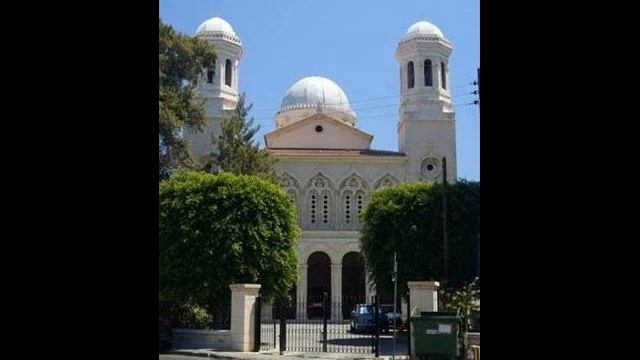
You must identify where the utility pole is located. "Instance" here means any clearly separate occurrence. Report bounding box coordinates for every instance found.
[392,252,398,360]
[442,156,448,282]
[477,67,480,110]
[476,67,480,279]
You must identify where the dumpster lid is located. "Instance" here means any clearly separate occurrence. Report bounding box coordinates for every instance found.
[419,311,458,317]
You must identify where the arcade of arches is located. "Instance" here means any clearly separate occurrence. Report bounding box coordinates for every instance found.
[297,251,368,320]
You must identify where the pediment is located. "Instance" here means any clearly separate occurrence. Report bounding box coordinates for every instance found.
[264,113,373,150]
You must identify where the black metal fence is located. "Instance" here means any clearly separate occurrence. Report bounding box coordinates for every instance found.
[255,293,384,354]
[255,295,277,351]
[468,310,480,332]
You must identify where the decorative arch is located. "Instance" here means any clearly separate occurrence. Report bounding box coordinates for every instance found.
[304,172,335,229]
[299,242,339,266]
[339,172,368,191]
[281,173,301,224]
[339,173,368,229]
[341,251,366,308]
[424,59,433,86]
[407,61,415,89]
[281,173,301,200]
[305,172,335,190]
[225,59,232,86]
[374,173,400,189]
[440,61,447,90]
[307,251,332,318]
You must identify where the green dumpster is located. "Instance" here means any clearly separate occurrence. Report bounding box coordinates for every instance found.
[410,311,467,360]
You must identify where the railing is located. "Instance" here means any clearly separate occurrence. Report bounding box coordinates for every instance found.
[468,310,480,332]
[256,294,399,354]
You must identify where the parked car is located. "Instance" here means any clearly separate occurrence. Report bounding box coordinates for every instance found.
[380,304,403,329]
[349,304,389,333]
[159,316,173,351]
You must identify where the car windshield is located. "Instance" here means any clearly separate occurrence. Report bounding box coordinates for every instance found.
[358,306,384,315]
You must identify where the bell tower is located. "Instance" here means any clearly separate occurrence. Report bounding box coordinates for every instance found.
[183,16,243,162]
[396,20,457,182]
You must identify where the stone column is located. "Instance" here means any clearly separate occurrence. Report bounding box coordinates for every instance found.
[229,283,261,352]
[407,281,439,315]
[297,264,308,320]
[365,270,376,304]
[433,59,442,90]
[331,263,342,320]
[401,298,408,322]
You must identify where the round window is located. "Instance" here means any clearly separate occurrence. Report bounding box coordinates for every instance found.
[315,125,323,133]
[421,158,441,180]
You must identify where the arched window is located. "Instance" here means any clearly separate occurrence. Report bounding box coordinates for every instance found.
[321,191,330,224]
[206,64,215,83]
[407,61,415,89]
[355,191,365,225]
[306,173,334,229]
[287,190,297,206]
[225,59,232,86]
[309,191,318,225]
[441,61,447,90]
[343,190,353,224]
[339,174,367,230]
[282,173,301,226]
[424,59,433,86]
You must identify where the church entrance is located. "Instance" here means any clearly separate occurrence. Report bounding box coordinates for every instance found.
[341,252,366,319]
[307,251,331,319]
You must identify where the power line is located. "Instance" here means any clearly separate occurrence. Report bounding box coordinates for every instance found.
[250,101,477,123]
[252,95,477,120]
[251,93,475,119]
[249,81,476,113]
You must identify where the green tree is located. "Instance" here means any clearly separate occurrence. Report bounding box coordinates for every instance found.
[206,94,278,182]
[439,277,480,328]
[159,171,300,327]
[360,180,479,299]
[159,18,216,179]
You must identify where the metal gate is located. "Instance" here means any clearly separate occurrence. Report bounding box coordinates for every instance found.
[255,293,381,354]
[255,295,277,351]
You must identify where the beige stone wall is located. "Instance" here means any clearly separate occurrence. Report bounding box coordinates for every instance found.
[266,114,372,149]
[172,329,232,350]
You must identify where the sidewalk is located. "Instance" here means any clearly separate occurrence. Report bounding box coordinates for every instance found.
[168,349,409,360]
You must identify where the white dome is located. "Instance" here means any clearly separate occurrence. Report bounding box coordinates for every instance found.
[405,20,444,39]
[281,77,352,112]
[275,76,357,128]
[196,16,236,36]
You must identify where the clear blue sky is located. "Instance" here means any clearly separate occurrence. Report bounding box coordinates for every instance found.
[160,0,480,181]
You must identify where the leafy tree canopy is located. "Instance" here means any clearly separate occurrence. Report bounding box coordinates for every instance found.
[360,180,480,299]
[159,18,216,178]
[160,171,300,313]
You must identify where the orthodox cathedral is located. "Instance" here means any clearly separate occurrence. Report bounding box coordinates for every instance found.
[183,16,457,319]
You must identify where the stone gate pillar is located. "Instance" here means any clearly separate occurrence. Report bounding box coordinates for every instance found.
[407,281,439,314]
[229,283,261,351]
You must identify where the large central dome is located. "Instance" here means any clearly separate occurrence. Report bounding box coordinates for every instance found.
[275,76,357,128]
